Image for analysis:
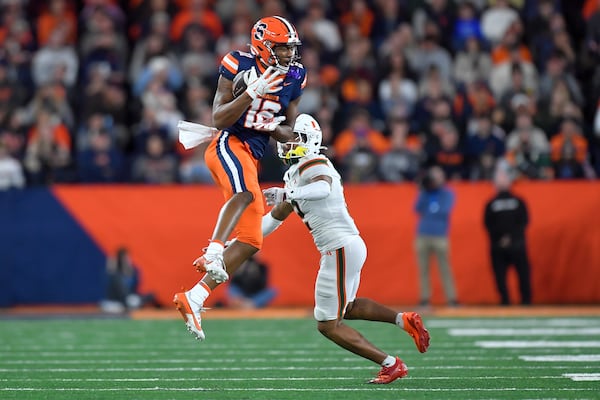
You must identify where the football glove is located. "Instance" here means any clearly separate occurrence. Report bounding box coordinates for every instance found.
[263,187,288,206]
[245,66,283,100]
[252,113,286,132]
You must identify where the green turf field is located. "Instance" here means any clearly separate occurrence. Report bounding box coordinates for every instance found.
[1,315,599,399]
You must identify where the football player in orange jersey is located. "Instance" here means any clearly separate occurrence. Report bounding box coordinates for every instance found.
[173,16,307,341]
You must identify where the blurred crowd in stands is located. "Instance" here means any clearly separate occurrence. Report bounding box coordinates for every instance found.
[0,0,599,189]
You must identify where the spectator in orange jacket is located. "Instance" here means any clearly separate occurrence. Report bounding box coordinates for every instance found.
[550,118,591,179]
[333,108,390,182]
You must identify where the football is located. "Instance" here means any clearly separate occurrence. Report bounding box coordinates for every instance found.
[232,71,248,98]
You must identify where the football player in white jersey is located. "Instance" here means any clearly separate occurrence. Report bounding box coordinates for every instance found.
[262,114,431,384]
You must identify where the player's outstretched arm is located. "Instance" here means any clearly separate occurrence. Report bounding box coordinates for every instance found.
[262,202,293,238]
[212,75,254,129]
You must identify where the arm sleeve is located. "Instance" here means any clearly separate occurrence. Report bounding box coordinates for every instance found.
[287,179,331,201]
[262,212,284,237]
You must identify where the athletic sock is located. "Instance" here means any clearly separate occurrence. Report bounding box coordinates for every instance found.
[395,313,405,330]
[189,281,211,305]
[382,355,396,367]
[205,241,224,258]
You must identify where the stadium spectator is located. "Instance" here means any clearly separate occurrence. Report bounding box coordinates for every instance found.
[128,32,177,87]
[481,0,519,44]
[77,128,124,183]
[409,30,453,83]
[131,133,178,184]
[425,119,466,180]
[333,108,390,182]
[484,162,532,305]
[371,0,407,49]
[378,118,422,182]
[127,0,175,41]
[35,0,77,47]
[378,52,419,120]
[505,111,551,179]
[412,0,455,52]
[453,35,493,85]
[0,140,25,190]
[100,246,160,313]
[23,107,72,184]
[79,4,128,83]
[177,24,218,84]
[414,165,458,307]
[550,117,594,179]
[452,1,483,52]
[169,0,223,43]
[221,255,277,309]
[31,28,78,89]
[0,1,598,186]
[338,0,375,38]
[465,113,506,180]
[298,2,343,62]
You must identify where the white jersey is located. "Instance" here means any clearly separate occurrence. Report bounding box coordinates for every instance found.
[283,154,360,252]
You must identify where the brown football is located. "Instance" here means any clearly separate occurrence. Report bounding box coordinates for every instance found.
[232,72,247,97]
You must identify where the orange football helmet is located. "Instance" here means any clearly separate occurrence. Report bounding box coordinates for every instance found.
[250,16,301,73]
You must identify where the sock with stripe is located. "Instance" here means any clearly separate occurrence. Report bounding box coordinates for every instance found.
[189,281,211,305]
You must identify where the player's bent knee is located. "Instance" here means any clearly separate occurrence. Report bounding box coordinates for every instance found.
[316,320,337,337]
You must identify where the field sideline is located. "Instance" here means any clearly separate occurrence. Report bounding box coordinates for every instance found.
[1,306,599,400]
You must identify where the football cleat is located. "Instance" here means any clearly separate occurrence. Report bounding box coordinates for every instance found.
[402,311,430,353]
[173,292,207,341]
[368,357,408,384]
[196,254,229,283]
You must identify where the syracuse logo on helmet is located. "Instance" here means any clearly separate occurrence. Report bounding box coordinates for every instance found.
[250,16,301,73]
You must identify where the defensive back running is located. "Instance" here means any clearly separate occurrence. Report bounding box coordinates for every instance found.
[262,114,431,384]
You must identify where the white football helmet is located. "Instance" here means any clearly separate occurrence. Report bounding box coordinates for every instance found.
[277,114,325,164]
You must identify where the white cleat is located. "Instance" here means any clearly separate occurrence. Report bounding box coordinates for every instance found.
[173,292,206,341]
[198,255,229,283]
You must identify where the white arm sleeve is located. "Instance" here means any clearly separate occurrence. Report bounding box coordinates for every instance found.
[287,180,331,201]
[262,212,284,237]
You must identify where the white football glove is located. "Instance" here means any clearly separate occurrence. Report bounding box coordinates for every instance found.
[252,113,286,132]
[245,66,283,100]
[263,187,288,206]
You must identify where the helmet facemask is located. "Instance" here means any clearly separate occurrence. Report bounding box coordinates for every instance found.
[277,114,326,165]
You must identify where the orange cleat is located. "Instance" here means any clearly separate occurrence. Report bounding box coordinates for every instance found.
[368,357,408,384]
[173,292,206,341]
[402,311,430,353]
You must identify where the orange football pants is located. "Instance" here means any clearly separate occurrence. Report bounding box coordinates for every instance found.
[204,131,265,249]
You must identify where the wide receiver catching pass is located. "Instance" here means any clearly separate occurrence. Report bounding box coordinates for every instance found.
[262,114,431,384]
[173,16,306,340]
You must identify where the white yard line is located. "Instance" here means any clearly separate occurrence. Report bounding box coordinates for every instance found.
[0,375,575,382]
[476,340,600,348]
[521,355,600,362]
[427,318,600,328]
[1,365,599,372]
[449,327,600,336]
[0,387,597,392]
[563,373,600,381]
